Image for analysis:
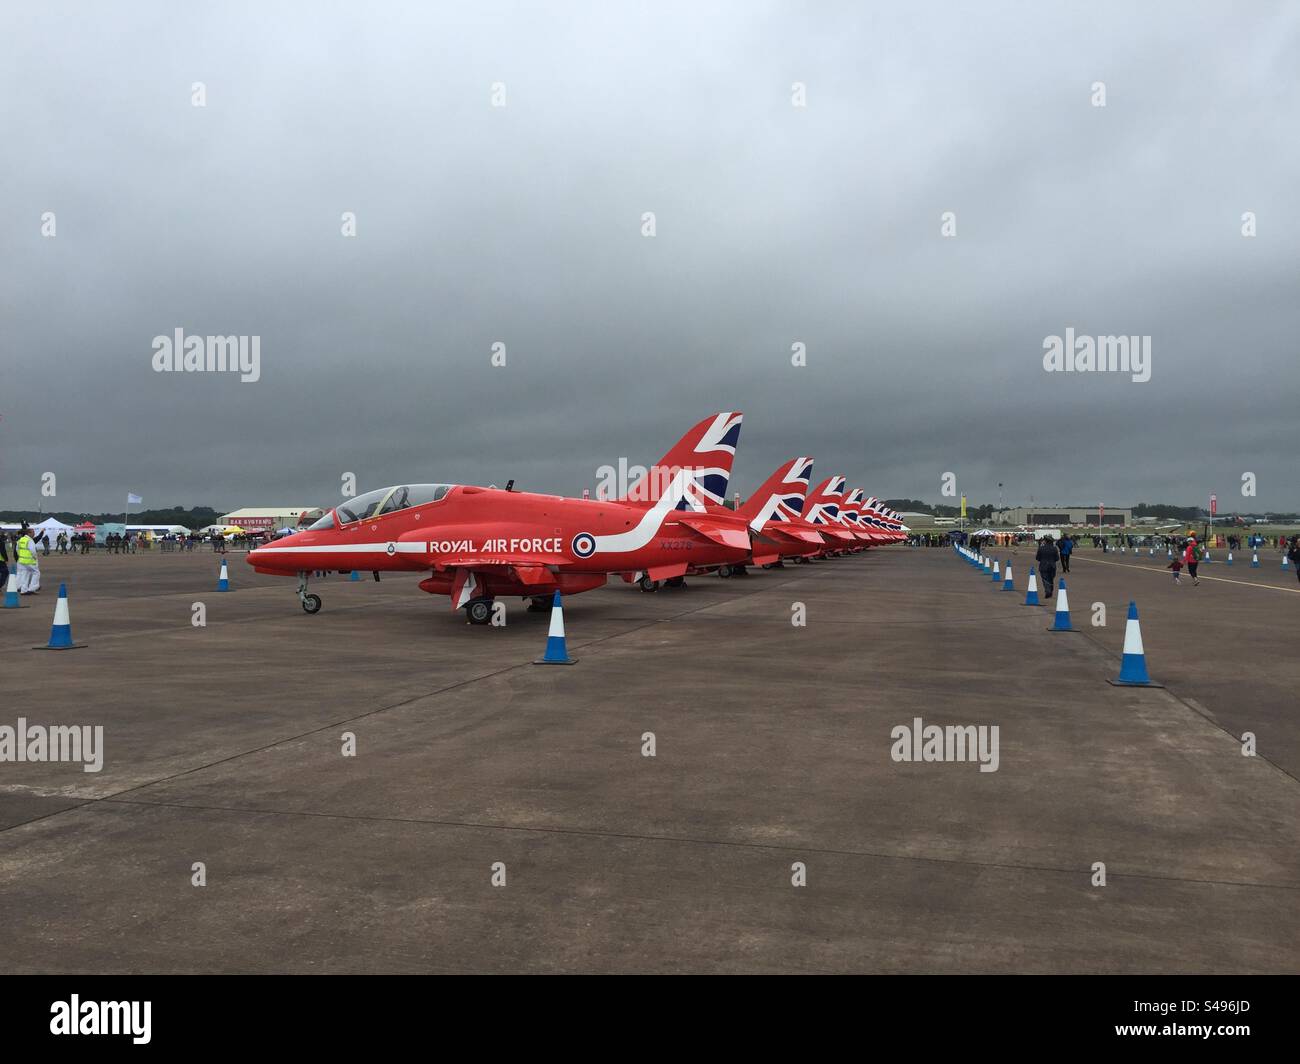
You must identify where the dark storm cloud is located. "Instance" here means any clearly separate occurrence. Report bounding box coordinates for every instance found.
[2,0,1298,516]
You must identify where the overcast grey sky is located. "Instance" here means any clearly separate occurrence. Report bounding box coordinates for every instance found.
[2,0,1298,515]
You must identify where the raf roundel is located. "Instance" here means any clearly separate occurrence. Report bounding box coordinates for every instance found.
[571,532,596,558]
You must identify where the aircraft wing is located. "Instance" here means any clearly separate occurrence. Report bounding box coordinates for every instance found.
[670,512,752,550]
[775,526,825,545]
[431,552,567,572]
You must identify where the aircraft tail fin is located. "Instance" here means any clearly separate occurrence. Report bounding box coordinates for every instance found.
[618,411,743,509]
[803,475,849,526]
[736,457,814,531]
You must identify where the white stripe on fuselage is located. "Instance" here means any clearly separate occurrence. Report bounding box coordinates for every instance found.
[593,468,695,554]
[256,542,426,556]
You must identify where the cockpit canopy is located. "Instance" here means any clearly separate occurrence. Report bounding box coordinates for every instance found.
[309,484,454,529]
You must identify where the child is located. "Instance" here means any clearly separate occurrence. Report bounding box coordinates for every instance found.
[1167,555,1184,584]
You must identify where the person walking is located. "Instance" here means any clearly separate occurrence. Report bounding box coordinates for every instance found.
[1167,552,1184,584]
[15,524,41,594]
[1035,535,1060,599]
[1288,536,1300,584]
[1059,533,1073,573]
[0,528,8,590]
[1184,535,1202,587]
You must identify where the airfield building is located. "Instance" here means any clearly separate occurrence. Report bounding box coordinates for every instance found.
[994,506,1131,527]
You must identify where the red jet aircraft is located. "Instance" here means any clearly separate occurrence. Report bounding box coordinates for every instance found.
[246,413,758,622]
[800,476,862,554]
[665,456,824,579]
[733,457,829,569]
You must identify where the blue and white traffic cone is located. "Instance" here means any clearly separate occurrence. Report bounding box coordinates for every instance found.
[1167,547,1173,559]
[4,572,24,609]
[534,591,576,665]
[982,556,991,575]
[1283,554,1290,571]
[1108,601,1162,687]
[35,583,86,650]
[1149,546,1154,556]
[1048,579,1074,631]
[1251,551,1260,568]
[1023,567,1039,606]
[1002,562,1014,591]
[1120,543,1126,554]
[350,570,361,581]
[991,559,1000,584]
[217,559,231,592]
[1226,551,1233,566]
[1203,549,1212,564]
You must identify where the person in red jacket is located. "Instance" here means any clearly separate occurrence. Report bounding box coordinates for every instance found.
[1183,535,1202,586]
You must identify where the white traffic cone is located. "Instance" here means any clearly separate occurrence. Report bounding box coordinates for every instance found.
[534,591,577,665]
[1108,601,1162,687]
[35,583,86,650]
[4,571,26,609]
[1023,567,1039,606]
[1048,579,1074,631]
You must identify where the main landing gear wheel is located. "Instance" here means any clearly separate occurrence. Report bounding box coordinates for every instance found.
[665,576,686,588]
[637,575,659,592]
[527,596,551,612]
[717,565,733,578]
[465,598,494,625]
[733,565,749,577]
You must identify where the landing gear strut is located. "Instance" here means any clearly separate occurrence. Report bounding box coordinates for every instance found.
[527,596,551,612]
[664,576,686,589]
[298,572,322,614]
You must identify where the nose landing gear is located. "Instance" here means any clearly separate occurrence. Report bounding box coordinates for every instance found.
[297,572,322,613]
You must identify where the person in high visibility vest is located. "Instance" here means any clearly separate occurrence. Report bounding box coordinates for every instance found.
[16,524,41,594]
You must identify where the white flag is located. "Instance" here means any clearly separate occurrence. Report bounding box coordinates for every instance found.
[127,493,142,505]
